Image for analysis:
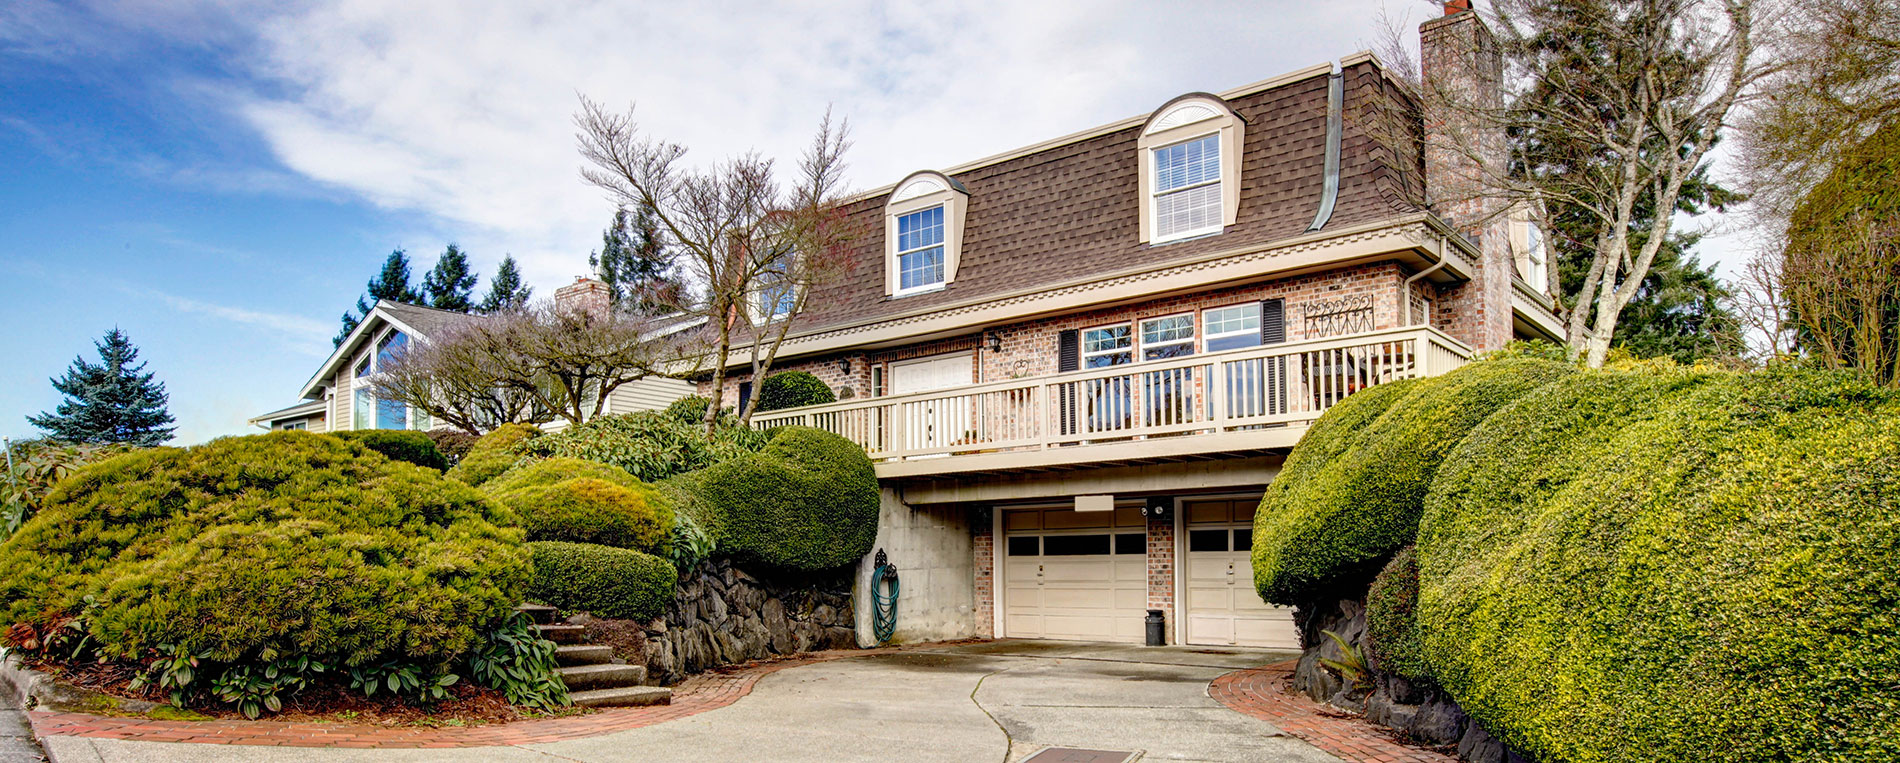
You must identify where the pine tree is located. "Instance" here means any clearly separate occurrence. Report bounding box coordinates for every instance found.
[27,329,176,446]
[421,244,479,312]
[336,249,426,346]
[589,205,681,314]
[478,255,534,313]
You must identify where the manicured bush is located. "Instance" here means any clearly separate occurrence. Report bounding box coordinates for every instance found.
[330,429,450,471]
[1415,367,1900,761]
[1364,546,1427,681]
[426,429,479,465]
[0,431,528,665]
[755,371,836,412]
[489,473,673,554]
[1252,359,1575,604]
[521,411,767,482]
[525,541,676,622]
[445,423,542,487]
[667,425,877,570]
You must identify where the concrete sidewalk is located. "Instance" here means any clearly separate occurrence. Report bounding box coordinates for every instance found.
[40,641,1339,763]
[2,682,45,763]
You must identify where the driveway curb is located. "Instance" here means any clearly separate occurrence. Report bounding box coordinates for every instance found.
[1210,659,1454,763]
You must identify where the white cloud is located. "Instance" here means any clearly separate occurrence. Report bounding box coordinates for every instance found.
[211,0,1373,289]
[133,287,335,354]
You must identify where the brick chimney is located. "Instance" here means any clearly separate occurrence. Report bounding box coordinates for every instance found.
[554,276,611,316]
[1419,2,1515,351]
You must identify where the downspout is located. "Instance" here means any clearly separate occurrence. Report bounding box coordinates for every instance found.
[1403,234,1451,325]
[1304,67,1345,233]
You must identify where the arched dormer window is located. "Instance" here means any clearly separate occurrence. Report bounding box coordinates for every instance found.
[1138,94,1245,244]
[885,171,969,297]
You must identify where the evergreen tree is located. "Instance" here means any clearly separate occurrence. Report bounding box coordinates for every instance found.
[589,205,681,314]
[477,255,534,313]
[336,249,426,346]
[421,244,479,312]
[27,328,176,446]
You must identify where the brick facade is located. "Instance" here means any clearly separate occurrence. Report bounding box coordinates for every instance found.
[1146,511,1176,644]
[972,512,994,639]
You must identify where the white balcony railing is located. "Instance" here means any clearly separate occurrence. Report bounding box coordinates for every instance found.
[752,326,1472,466]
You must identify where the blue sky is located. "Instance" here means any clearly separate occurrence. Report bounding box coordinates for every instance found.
[0,0,1755,445]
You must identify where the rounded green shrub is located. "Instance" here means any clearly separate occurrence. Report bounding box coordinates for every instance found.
[525,541,676,621]
[755,371,836,412]
[1415,367,1900,762]
[667,425,877,570]
[664,395,712,423]
[330,429,449,471]
[483,456,640,492]
[521,411,767,482]
[1253,359,1576,604]
[426,429,479,464]
[445,423,542,487]
[491,476,673,554]
[1364,545,1426,681]
[0,431,528,665]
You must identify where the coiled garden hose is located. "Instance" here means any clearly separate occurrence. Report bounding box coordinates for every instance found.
[872,558,900,646]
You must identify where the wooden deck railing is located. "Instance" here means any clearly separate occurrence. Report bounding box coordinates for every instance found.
[751,326,1472,465]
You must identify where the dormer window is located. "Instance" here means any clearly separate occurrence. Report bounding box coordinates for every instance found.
[1138,94,1245,244]
[885,171,969,297]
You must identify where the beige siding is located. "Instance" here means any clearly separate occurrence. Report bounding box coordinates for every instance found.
[606,376,694,416]
[332,366,354,432]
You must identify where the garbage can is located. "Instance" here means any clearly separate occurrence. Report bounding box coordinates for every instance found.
[1145,609,1166,646]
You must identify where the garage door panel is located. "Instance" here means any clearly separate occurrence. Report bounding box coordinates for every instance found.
[1183,499,1299,649]
[1002,506,1147,644]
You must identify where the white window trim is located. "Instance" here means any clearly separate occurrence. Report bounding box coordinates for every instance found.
[892,204,949,297]
[1201,302,1263,352]
[349,326,431,431]
[1137,95,1245,245]
[1138,312,1196,360]
[885,171,969,298]
[1081,322,1134,368]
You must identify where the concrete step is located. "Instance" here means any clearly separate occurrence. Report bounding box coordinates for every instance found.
[534,624,585,644]
[569,685,672,708]
[555,644,615,666]
[557,663,647,691]
[516,603,558,624]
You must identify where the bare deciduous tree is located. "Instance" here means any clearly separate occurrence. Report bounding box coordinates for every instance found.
[372,301,699,433]
[575,99,860,434]
[1379,0,1768,366]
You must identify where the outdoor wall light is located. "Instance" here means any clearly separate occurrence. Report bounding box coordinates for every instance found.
[985,331,1003,353]
[837,358,852,374]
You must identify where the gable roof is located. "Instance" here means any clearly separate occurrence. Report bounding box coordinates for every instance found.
[297,301,478,399]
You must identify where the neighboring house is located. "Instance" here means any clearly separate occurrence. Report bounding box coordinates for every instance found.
[249,279,695,433]
[714,8,1557,649]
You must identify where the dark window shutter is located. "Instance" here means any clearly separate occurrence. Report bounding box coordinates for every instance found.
[738,381,753,413]
[1261,299,1286,345]
[1057,329,1080,372]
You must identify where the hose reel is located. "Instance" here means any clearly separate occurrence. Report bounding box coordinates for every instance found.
[872,548,900,645]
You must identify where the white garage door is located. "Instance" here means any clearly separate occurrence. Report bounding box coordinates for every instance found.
[1183,498,1300,649]
[1002,506,1148,643]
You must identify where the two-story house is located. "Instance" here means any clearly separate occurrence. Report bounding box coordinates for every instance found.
[708,6,1558,648]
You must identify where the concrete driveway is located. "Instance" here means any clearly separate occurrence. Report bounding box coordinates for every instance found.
[44,641,1340,763]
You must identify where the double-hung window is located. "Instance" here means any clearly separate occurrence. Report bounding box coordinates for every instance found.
[1139,314,1195,360]
[1151,134,1223,241]
[757,261,795,322]
[1203,304,1263,352]
[895,206,946,294]
[1081,324,1133,368]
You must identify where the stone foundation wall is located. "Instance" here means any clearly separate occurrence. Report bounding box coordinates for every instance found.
[1293,595,1530,763]
[626,557,856,685]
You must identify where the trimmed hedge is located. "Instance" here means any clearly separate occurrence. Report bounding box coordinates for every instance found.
[1415,367,1900,761]
[1364,545,1426,681]
[667,425,877,570]
[445,423,542,487]
[521,411,767,482]
[0,432,528,664]
[485,460,673,554]
[755,371,835,412]
[330,430,449,471]
[1252,359,1576,604]
[525,541,676,621]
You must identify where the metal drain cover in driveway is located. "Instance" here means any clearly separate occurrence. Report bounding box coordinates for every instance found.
[1021,748,1140,763]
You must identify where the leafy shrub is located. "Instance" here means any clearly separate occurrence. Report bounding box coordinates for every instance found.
[0,431,529,666]
[1364,546,1426,681]
[330,430,449,471]
[668,425,878,570]
[525,541,676,621]
[1415,367,1899,761]
[488,467,674,554]
[522,411,767,482]
[755,371,836,412]
[0,439,131,536]
[445,423,542,487]
[1251,359,1575,604]
[468,612,568,711]
[664,395,712,423]
[666,509,716,572]
[426,429,480,465]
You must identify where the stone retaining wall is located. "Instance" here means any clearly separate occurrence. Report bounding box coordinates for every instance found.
[601,558,856,685]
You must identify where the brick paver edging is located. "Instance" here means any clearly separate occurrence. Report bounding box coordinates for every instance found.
[1210,660,1454,763]
[25,646,907,749]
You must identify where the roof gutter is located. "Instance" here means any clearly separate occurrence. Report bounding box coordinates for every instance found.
[1305,67,1345,233]
[1403,233,1451,325]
